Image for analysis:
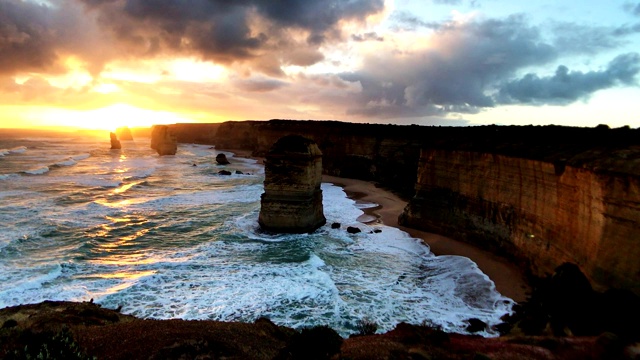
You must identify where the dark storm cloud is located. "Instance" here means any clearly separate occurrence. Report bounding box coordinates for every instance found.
[81,0,384,64]
[1,0,384,76]
[341,15,640,118]
[497,53,640,105]
[342,15,558,116]
[0,1,59,74]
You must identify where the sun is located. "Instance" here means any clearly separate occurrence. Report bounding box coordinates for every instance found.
[39,103,197,131]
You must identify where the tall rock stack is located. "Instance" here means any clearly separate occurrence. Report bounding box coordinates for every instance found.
[116,126,134,141]
[150,125,177,156]
[109,132,121,149]
[259,135,326,233]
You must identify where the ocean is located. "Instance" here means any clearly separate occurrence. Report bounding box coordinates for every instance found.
[0,130,513,336]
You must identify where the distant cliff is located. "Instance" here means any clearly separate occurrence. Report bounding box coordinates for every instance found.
[163,120,640,294]
[170,120,427,196]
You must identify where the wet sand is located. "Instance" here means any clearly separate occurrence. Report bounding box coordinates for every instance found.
[323,175,530,302]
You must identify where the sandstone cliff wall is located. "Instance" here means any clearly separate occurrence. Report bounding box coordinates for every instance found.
[213,120,424,197]
[399,149,640,294]
[161,120,640,294]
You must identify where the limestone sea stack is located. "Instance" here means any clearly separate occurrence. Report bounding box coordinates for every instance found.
[150,125,177,156]
[109,132,121,149]
[259,135,326,233]
[116,126,134,141]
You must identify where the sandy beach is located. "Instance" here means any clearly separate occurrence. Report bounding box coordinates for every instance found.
[323,175,530,302]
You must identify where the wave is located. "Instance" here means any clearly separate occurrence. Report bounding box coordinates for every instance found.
[24,166,50,175]
[53,153,91,167]
[0,146,27,157]
[0,173,20,180]
[9,146,27,154]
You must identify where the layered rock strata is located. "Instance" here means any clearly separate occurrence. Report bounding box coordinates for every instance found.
[109,132,121,149]
[399,148,640,295]
[259,135,326,233]
[150,125,177,156]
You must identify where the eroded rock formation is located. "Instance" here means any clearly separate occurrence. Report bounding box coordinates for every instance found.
[109,132,121,149]
[116,126,133,141]
[399,147,640,295]
[216,153,230,165]
[150,125,177,156]
[259,135,326,233]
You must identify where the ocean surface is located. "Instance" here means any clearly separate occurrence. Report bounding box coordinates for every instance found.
[0,131,513,336]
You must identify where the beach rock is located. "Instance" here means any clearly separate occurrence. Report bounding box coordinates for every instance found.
[116,126,133,141]
[347,226,361,234]
[150,125,177,156]
[235,170,243,174]
[259,135,326,233]
[331,222,341,229]
[465,318,487,333]
[218,170,232,176]
[109,132,121,149]
[216,153,230,165]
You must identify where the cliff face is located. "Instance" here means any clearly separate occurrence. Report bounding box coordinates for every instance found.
[214,120,424,197]
[259,135,326,233]
[150,125,177,156]
[162,120,640,294]
[167,123,222,144]
[399,149,640,294]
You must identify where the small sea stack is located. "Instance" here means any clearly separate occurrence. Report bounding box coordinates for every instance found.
[259,135,326,233]
[216,153,230,165]
[116,126,134,141]
[150,125,177,156]
[109,132,121,149]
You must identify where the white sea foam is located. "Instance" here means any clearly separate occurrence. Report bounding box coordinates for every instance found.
[0,173,19,180]
[0,138,514,338]
[8,146,27,154]
[24,166,50,175]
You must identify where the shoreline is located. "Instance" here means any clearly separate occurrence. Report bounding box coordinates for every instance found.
[226,148,530,302]
[322,175,530,302]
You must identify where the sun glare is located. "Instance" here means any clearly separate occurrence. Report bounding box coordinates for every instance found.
[21,103,196,131]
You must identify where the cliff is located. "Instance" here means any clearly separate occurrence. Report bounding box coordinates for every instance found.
[399,129,640,295]
[211,120,427,197]
[259,135,326,233]
[163,120,640,294]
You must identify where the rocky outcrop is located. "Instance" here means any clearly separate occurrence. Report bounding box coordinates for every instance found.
[116,126,133,141]
[259,135,326,233]
[215,153,230,165]
[150,125,177,156]
[399,146,640,295]
[109,132,121,149]
[2,301,630,360]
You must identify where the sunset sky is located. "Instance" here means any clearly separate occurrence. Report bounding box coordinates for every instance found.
[1,0,639,130]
